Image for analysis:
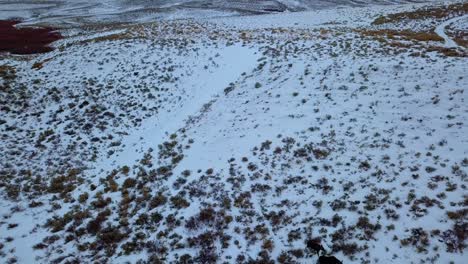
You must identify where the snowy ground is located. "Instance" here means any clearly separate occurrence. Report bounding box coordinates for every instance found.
[0,0,441,25]
[0,1,467,264]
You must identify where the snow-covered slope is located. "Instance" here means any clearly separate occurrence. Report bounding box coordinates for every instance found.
[0,0,443,25]
[0,1,467,264]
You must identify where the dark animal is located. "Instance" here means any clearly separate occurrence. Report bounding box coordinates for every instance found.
[306,240,326,256]
[317,255,343,264]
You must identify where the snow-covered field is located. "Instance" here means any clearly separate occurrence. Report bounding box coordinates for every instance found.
[0,1,467,264]
[0,0,441,25]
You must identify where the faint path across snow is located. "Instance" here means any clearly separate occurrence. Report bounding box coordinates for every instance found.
[96,44,260,172]
[434,14,468,48]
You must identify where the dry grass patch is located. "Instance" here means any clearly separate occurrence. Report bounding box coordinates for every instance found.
[359,29,444,42]
[357,29,467,57]
[32,57,53,70]
[448,30,468,48]
[372,2,468,25]
[77,32,135,45]
[425,46,467,57]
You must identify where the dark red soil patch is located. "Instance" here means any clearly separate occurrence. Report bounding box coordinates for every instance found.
[0,20,62,55]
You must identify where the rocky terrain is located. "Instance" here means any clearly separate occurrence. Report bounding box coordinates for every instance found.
[0,1,467,263]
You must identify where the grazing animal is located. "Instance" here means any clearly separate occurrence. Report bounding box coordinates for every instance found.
[317,255,343,264]
[306,240,326,256]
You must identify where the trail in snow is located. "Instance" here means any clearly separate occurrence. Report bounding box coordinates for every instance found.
[97,44,260,172]
[434,14,468,48]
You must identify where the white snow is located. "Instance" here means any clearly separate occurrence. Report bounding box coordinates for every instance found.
[0,1,467,264]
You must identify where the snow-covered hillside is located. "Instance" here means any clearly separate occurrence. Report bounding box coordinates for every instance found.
[0,0,441,24]
[0,1,467,264]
